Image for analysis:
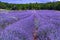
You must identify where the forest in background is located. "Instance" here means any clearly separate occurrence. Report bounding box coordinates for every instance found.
[0,1,60,10]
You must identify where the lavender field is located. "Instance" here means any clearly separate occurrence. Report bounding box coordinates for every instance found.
[0,10,60,40]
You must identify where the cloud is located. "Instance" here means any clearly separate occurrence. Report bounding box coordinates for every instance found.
[50,0,53,2]
[54,0,60,1]
[58,0,60,1]
[49,0,60,2]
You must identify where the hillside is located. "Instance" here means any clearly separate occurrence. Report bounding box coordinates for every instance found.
[0,1,60,10]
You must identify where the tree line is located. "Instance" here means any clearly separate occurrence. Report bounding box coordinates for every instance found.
[0,1,60,10]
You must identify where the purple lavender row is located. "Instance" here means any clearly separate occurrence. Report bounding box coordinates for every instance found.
[0,10,60,40]
[0,10,32,30]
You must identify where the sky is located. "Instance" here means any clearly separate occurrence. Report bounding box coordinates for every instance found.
[0,0,60,4]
